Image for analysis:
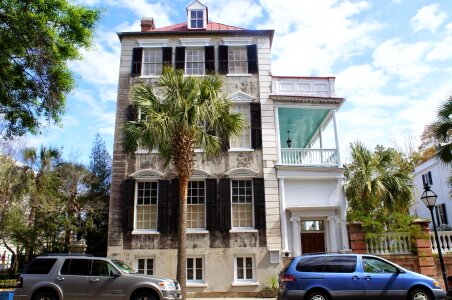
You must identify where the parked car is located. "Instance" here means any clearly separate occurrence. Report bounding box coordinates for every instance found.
[13,254,182,300]
[278,253,446,300]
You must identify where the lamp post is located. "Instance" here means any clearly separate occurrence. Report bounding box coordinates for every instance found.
[421,183,448,290]
[286,131,292,148]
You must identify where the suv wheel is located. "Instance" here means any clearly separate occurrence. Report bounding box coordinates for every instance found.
[133,291,157,300]
[33,291,58,300]
[307,290,330,300]
[410,288,432,300]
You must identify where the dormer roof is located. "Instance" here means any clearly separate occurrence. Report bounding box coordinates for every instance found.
[152,21,245,32]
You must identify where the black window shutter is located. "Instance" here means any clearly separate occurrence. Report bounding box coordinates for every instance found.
[124,179,136,231]
[206,179,219,231]
[127,105,138,121]
[247,44,258,74]
[162,47,172,68]
[157,180,170,234]
[428,171,433,185]
[221,135,230,151]
[169,179,180,233]
[218,45,228,74]
[253,178,266,229]
[175,47,186,71]
[219,178,231,231]
[250,103,262,149]
[205,46,215,74]
[131,47,143,76]
[435,206,441,225]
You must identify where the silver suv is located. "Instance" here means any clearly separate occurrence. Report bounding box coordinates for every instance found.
[13,254,182,300]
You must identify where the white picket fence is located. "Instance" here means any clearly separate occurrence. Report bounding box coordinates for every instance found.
[366,233,412,254]
[430,231,452,254]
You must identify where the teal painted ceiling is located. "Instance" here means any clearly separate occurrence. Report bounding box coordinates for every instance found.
[278,107,331,148]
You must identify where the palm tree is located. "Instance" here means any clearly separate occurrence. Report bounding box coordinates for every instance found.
[123,68,244,297]
[431,96,452,163]
[344,142,414,232]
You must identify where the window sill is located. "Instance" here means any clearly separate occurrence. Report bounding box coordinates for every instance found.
[232,281,259,287]
[140,75,160,79]
[186,229,209,234]
[228,148,254,152]
[183,74,206,77]
[229,228,258,234]
[227,74,252,77]
[131,230,160,235]
[187,282,208,288]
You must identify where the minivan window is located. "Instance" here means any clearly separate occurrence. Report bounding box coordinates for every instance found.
[60,259,91,275]
[323,256,356,273]
[362,257,397,273]
[296,257,323,272]
[23,258,57,274]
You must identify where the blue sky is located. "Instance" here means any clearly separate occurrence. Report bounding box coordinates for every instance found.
[27,0,452,164]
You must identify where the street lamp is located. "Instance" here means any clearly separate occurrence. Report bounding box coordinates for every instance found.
[286,131,292,148]
[421,183,448,290]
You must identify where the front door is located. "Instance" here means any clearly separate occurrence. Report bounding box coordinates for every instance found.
[300,220,325,254]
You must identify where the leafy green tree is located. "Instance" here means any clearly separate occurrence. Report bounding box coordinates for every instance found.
[431,96,452,163]
[123,68,244,298]
[344,142,414,233]
[85,134,111,256]
[0,0,101,136]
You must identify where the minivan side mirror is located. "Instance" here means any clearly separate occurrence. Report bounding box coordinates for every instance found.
[110,269,121,278]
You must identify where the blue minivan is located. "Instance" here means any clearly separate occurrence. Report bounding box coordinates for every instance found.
[278,254,446,300]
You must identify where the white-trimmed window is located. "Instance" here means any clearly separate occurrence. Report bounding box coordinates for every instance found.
[187,180,206,229]
[235,256,254,281]
[190,10,204,29]
[142,49,162,76]
[231,180,254,228]
[228,47,248,74]
[187,257,204,282]
[186,49,205,75]
[136,181,158,230]
[230,104,251,149]
[137,258,154,275]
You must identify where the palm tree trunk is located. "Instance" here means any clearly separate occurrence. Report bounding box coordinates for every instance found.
[176,175,188,299]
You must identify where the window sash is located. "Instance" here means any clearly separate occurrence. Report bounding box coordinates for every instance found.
[230,104,251,148]
[190,10,204,28]
[231,180,254,228]
[137,258,154,275]
[228,47,248,74]
[142,49,163,76]
[187,181,206,229]
[236,257,253,280]
[187,257,203,281]
[186,49,205,75]
[136,205,158,229]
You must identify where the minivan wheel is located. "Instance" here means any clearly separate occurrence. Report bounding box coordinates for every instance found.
[133,291,157,300]
[33,291,58,300]
[306,290,330,300]
[410,288,432,300]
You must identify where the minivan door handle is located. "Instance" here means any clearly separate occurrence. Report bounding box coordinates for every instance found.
[364,276,372,280]
[352,275,360,280]
[89,278,100,283]
[55,276,64,281]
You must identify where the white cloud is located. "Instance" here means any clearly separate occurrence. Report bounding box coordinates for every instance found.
[202,0,262,28]
[372,38,433,84]
[257,0,381,75]
[427,36,452,61]
[410,4,447,33]
[336,64,387,95]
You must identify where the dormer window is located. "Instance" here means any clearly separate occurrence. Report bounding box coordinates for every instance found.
[190,10,204,29]
[187,0,207,30]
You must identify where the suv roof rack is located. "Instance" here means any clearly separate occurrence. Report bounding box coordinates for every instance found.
[41,253,94,257]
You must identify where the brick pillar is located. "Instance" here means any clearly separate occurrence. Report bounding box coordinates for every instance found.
[348,222,367,254]
[413,219,435,277]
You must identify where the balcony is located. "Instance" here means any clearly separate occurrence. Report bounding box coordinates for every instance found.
[280,148,338,166]
[272,76,337,97]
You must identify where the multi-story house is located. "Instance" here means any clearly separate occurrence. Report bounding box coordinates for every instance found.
[410,156,451,229]
[109,1,275,296]
[261,76,349,258]
[108,0,348,295]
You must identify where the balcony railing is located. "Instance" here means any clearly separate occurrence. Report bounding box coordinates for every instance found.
[430,231,452,254]
[280,148,338,166]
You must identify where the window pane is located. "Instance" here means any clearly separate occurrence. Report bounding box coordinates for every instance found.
[228,47,248,74]
[138,259,145,274]
[362,257,397,273]
[142,49,162,76]
[92,260,109,276]
[24,258,57,274]
[323,256,357,273]
[61,259,90,276]
[186,49,205,75]
[230,104,251,148]
[296,257,324,272]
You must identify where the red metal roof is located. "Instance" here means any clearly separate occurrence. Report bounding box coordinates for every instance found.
[153,21,245,32]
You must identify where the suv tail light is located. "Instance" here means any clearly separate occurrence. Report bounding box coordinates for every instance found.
[280,275,296,282]
[16,276,23,288]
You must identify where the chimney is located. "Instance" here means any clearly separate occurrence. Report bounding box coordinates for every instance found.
[141,17,155,32]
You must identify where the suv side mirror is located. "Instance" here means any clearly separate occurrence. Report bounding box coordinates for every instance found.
[110,269,121,278]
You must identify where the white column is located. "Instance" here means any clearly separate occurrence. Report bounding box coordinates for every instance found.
[338,177,350,251]
[279,179,289,251]
[290,216,301,256]
[332,111,341,166]
[327,216,339,253]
